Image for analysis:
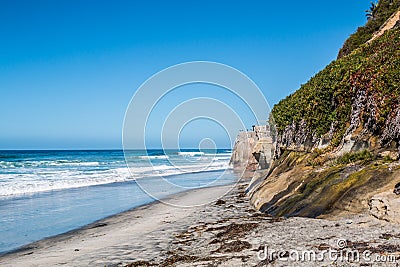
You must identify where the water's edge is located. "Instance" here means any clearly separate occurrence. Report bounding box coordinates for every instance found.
[0,182,236,257]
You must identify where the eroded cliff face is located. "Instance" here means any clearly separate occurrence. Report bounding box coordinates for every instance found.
[230,131,259,171]
[250,106,400,221]
[249,150,400,221]
[274,84,400,159]
[248,6,400,223]
[230,126,274,171]
[370,191,400,223]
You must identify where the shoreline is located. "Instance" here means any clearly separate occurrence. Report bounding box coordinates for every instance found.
[0,183,240,266]
[0,167,236,255]
[1,182,237,256]
[2,181,400,266]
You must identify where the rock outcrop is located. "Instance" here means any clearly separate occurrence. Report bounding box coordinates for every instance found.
[230,125,274,171]
[249,151,400,219]
[370,191,400,223]
[230,131,259,171]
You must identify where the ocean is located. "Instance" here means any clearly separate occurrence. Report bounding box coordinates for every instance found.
[0,149,235,254]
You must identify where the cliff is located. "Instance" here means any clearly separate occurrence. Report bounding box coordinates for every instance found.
[245,1,400,223]
[230,125,273,171]
[272,26,400,156]
[230,131,259,171]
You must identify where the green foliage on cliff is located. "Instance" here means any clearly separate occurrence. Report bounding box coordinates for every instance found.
[271,26,400,147]
[338,0,400,58]
[335,150,373,165]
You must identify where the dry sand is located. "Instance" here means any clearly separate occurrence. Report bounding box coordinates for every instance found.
[1,183,400,267]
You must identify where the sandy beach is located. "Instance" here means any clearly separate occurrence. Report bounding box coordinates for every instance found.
[0,182,399,267]
[0,184,241,266]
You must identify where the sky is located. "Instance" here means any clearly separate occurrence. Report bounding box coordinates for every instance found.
[0,0,372,149]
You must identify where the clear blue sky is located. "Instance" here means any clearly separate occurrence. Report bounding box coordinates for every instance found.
[0,0,371,149]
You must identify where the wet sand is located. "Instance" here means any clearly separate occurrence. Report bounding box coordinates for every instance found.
[1,183,400,266]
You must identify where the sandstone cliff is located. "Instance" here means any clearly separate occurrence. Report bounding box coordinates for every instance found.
[230,125,273,171]
[246,2,400,223]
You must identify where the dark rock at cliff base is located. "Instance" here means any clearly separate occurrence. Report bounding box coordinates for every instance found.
[394,182,400,195]
[215,199,226,205]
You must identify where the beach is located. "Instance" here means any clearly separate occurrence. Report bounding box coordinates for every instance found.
[0,149,235,254]
[1,182,400,267]
[2,0,400,266]
[0,184,241,266]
